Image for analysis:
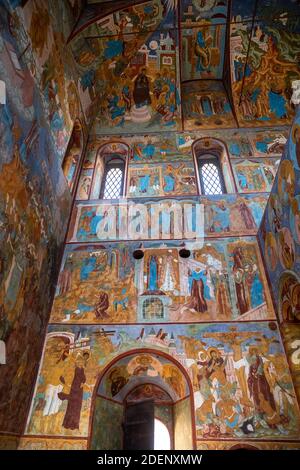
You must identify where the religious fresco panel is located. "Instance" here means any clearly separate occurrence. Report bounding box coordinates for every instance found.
[68,195,267,242]
[181,0,229,26]
[26,322,300,440]
[230,20,300,127]
[74,0,176,38]
[182,81,237,130]
[127,162,197,197]
[197,440,300,450]
[18,437,87,450]
[11,0,86,158]
[232,158,280,193]
[49,237,274,324]
[0,0,72,434]
[69,1,181,133]
[258,111,300,322]
[247,129,288,157]
[181,24,226,81]
[97,352,189,400]
[78,128,289,187]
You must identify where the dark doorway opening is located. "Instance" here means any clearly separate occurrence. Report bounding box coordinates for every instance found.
[123,400,155,450]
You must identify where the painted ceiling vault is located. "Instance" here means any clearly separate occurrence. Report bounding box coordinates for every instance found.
[67,0,300,132]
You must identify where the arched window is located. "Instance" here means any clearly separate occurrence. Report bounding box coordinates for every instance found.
[193,138,236,195]
[197,154,226,195]
[100,157,125,200]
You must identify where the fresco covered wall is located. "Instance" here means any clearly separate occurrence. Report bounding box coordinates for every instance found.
[258,106,300,406]
[0,1,83,436]
[230,0,300,128]
[25,322,300,445]
[23,120,300,448]
[8,0,86,158]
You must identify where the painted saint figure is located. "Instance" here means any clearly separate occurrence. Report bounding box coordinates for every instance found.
[58,354,87,431]
[133,68,151,108]
[186,269,208,313]
[232,247,249,315]
[247,348,276,417]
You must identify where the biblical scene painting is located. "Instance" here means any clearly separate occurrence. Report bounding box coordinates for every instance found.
[74,128,288,203]
[69,194,266,243]
[127,162,197,197]
[50,237,273,324]
[182,81,237,130]
[15,0,85,158]
[232,158,280,193]
[69,1,182,133]
[26,322,300,440]
[0,2,72,432]
[248,129,288,157]
[181,0,228,81]
[230,15,300,127]
[259,114,300,322]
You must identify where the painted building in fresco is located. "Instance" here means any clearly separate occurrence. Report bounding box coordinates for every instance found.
[0,0,300,450]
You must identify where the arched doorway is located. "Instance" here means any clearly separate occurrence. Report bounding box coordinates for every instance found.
[88,349,195,450]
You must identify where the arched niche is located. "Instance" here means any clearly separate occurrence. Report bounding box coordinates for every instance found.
[88,349,195,450]
[192,137,236,195]
[229,444,260,450]
[62,118,84,194]
[89,142,130,200]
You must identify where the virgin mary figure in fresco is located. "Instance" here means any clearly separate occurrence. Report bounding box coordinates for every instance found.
[133,68,151,108]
